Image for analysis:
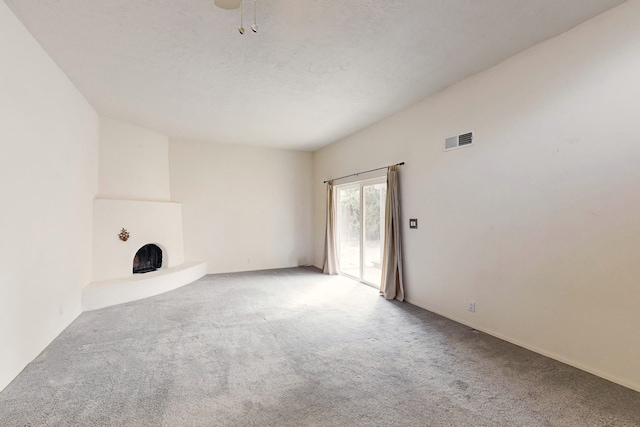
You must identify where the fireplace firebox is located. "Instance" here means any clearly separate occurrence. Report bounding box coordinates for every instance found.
[133,244,162,274]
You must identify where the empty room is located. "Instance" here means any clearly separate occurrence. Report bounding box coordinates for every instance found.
[1,0,640,425]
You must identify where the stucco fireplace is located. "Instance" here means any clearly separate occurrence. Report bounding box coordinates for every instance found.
[82,199,206,311]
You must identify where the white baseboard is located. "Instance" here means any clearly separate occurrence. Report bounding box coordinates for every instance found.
[404,297,640,394]
[0,308,81,393]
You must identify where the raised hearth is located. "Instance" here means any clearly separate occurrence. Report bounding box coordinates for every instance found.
[82,262,206,311]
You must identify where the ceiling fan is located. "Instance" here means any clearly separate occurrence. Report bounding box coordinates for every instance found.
[214,0,241,10]
[214,0,258,34]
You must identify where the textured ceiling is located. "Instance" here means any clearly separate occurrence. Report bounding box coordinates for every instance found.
[4,0,626,151]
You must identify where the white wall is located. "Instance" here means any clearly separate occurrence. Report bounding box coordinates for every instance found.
[0,2,98,392]
[170,139,313,274]
[313,1,640,392]
[98,116,170,201]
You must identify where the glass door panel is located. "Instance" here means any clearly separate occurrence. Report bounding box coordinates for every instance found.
[338,186,361,279]
[363,183,386,286]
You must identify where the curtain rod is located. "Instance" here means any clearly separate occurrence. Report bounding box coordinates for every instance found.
[323,162,405,184]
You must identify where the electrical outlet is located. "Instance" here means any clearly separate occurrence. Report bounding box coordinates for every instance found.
[468,302,476,313]
[247,257,251,264]
[59,303,64,315]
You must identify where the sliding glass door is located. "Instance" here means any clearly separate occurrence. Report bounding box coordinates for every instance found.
[337,179,386,287]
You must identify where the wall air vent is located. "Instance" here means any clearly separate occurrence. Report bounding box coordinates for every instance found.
[444,131,474,151]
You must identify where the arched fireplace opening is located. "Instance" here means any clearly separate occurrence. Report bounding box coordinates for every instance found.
[133,244,163,274]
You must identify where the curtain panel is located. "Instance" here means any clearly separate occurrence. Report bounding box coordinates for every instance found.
[380,165,404,301]
[323,180,339,275]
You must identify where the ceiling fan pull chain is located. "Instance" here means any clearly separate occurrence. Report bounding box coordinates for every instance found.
[238,0,245,34]
[251,0,258,32]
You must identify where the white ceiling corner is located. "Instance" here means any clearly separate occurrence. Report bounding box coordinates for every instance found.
[4,0,627,151]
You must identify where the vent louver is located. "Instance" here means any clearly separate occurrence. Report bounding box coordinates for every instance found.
[444,131,474,151]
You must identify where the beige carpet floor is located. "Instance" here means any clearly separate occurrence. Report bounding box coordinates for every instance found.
[1,267,639,426]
